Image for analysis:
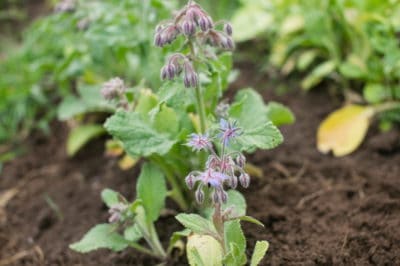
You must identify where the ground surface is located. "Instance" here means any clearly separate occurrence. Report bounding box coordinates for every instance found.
[1,67,399,266]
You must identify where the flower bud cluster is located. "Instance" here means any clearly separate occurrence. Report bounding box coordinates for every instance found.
[108,203,127,223]
[101,77,126,101]
[185,119,249,205]
[160,53,198,88]
[155,1,235,88]
[54,0,76,13]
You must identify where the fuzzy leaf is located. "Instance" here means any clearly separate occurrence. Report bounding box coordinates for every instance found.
[224,220,246,264]
[101,189,120,208]
[136,163,167,223]
[176,214,217,236]
[250,241,269,266]
[124,224,142,242]
[67,124,106,156]
[317,105,374,156]
[223,190,246,217]
[152,104,179,135]
[235,122,283,152]
[223,243,246,266]
[104,111,176,157]
[187,234,223,266]
[69,224,128,253]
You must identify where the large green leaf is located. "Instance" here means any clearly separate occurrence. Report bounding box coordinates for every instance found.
[69,224,128,253]
[104,111,177,157]
[224,220,246,264]
[136,163,167,223]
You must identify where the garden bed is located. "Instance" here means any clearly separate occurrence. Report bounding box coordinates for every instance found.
[1,68,400,265]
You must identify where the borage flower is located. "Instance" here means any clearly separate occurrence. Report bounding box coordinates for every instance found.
[187,133,212,152]
[218,119,242,146]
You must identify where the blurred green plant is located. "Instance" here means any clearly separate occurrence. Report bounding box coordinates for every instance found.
[0,0,176,157]
[232,0,400,156]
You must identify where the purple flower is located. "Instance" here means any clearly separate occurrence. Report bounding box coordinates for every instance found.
[218,119,241,146]
[187,133,212,152]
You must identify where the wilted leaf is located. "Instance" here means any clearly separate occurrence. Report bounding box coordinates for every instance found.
[118,154,138,170]
[317,105,375,156]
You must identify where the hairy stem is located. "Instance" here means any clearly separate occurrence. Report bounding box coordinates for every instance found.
[373,101,400,113]
[195,84,207,133]
[212,203,227,256]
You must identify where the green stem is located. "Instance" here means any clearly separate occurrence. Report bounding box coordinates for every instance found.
[212,203,227,256]
[150,156,189,211]
[128,242,160,259]
[195,84,207,134]
[373,101,400,113]
[148,222,167,259]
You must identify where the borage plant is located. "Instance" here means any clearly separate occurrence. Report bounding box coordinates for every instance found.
[70,1,294,264]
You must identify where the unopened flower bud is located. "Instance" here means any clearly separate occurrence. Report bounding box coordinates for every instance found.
[220,190,228,203]
[185,174,195,189]
[183,61,198,88]
[221,37,234,50]
[224,23,233,36]
[236,154,246,168]
[212,190,220,204]
[195,187,205,204]
[239,173,250,188]
[198,16,213,32]
[101,77,126,100]
[229,176,238,189]
[182,20,196,36]
[108,203,127,223]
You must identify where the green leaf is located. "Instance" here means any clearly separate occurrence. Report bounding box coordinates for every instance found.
[69,224,128,253]
[135,89,159,116]
[363,83,389,104]
[66,124,106,156]
[101,189,120,208]
[167,229,191,254]
[266,102,295,127]
[136,163,167,223]
[104,111,177,157]
[229,89,284,152]
[187,234,223,266]
[232,4,272,42]
[301,61,336,90]
[250,241,269,266]
[297,50,318,71]
[175,214,217,236]
[152,104,179,135]
[238,216,264,227]
[223,190,246,217]
[223,243,246,266]
[124,224,142,242]
[235,122,284,152]
[224,220,247,265]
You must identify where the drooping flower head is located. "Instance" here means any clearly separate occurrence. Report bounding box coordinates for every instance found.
[185,119,250,204]
[101,77,126,101]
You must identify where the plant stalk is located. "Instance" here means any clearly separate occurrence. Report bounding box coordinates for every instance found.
[212,203,227,256]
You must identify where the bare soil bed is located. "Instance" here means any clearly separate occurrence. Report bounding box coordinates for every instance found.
[1,68,400,265]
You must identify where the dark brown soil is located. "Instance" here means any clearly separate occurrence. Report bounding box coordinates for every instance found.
[1,68,400,266]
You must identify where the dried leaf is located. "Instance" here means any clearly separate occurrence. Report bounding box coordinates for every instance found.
[317,105,374,157]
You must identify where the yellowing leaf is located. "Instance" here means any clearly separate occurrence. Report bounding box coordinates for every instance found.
[317,105,374,157]
[118,155,138,170]
[187,234,223,266]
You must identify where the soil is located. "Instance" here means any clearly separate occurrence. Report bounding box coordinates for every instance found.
[1,64,400,266]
